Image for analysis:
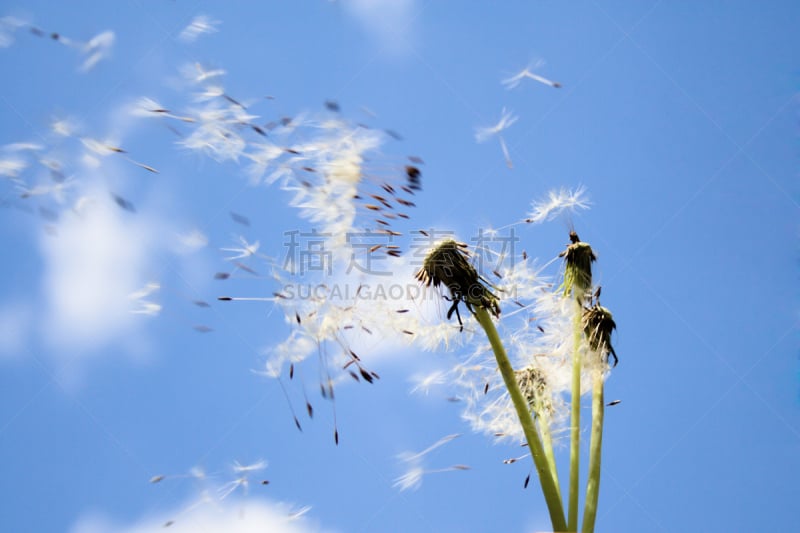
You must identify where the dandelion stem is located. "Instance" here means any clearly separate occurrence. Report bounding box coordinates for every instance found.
[582,369,605,533]
[568,303,582,532]
[473,307,567,532]
[536,408,561,502]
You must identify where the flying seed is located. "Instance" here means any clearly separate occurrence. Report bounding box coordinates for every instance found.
[230,211,250,226]
[523,473,531,489]
[607,400,621,407]
[193,325,212,333]
[402,330,414,335]
[484,383,490,394]
[295,312,301,324]
[289,364,294,379]
[306,402,314,417]
[386,250,402,257]
[214,272,230,280]
[150,475,165,483]
[235,262,258,275]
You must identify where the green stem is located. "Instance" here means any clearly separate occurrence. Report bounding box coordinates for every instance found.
[567,303,582,532]
[582,370,605,533]
[474,307,567,532]
[535,403,561,502]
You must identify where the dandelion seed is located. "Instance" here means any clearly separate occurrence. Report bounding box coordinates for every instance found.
[112,194,136,213]
[528,186,590,224]
[393,450,470,492]
[502,60,562,89]
[178,15,220,43]
[129,282,161,316]
[230,211,250,226]
[288,505,312,520]
[475,108,517,168]
[607,400,621,406]
[474,108,517,143]
[79,30,114,72]
[0,16,26,47]
[221,236,260,261]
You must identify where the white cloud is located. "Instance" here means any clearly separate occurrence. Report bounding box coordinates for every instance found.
[70,498,333,533]
[38,186,160,354]
[340,0,417,57]
[0,301,32,358]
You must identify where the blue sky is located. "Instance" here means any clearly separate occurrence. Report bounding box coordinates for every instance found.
[0,1,798,532]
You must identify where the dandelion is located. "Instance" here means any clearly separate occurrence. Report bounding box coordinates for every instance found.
[502,60,562,89]
[415,239,500,330]
[560,231,596,300]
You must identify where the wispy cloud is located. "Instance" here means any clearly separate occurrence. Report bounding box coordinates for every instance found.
[70,498,333,533]
[0,301,32,358]
[340,0,417,57]
[38,184,160,353]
